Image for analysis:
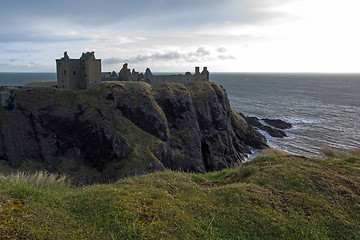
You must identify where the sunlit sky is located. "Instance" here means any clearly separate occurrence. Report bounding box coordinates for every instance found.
[0,0,359,72]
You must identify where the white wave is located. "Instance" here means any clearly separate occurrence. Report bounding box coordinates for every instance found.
[244,147,262,162]
[281,117,322,124]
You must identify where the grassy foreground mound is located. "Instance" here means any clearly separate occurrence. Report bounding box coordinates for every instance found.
[1,149,359,239]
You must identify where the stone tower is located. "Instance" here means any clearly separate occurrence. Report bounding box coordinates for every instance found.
[56,51,101,90]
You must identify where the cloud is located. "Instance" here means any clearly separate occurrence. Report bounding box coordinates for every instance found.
[103,46,236,65]
[104,47,211,65]
[102,57,124,65]
[218,55,236,60]
[217,47,227,53]
[0,61,51,72]
[0,30,89,43]
[0,0,296,32]
[195,47,211,56]
[0,0,300,72]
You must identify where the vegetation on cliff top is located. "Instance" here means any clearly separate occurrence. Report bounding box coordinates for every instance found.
[0,149,359,239]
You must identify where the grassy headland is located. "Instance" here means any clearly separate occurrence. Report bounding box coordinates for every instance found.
[0,149,359,239]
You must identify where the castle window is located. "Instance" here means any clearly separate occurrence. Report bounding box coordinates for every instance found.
[58,62,60,66]
[64,70,66,75]
[73,71,76,76]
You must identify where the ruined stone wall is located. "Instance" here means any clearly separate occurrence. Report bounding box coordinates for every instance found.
[56,59,67,89]
[150,73,195,86]
[69,60,82,90]
[102,71,119,81]
[56,52,208,89]
[56,52,102,90]
[56,59,82,90]
[117,64,209,85]
[84,59,101,88]
[149,68,209,86]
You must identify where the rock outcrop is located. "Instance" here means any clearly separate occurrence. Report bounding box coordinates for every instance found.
[0,81,267,184]
[262,118,292,129]
[242,115,292,138]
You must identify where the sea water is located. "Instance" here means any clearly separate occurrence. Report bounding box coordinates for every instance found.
[211,73,360,157]
[0,72,56,86]
[1,72,359,157]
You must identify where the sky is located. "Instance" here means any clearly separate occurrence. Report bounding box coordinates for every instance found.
[0,0,359,73]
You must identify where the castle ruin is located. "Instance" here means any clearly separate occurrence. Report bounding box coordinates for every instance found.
[57,51,209,90]
[56,52,102,90]
[148,66,209,86]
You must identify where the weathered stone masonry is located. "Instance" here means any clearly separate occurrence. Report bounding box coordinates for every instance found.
[57,51,209,90]
[56,52,102,90]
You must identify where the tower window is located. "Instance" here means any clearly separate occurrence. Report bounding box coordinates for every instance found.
[73,71,76,76]
[64,70,66,75]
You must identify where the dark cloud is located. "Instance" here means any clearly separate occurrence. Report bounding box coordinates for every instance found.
[0,0,294,31]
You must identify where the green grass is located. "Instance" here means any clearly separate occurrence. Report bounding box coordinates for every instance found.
[102,115,166,179]
[1,150,359,239]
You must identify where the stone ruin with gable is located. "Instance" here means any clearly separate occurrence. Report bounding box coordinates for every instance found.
[56,51,209,90]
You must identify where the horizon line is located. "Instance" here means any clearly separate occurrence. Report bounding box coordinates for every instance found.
[1,71,360,74]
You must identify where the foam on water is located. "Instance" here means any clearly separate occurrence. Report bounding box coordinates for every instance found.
[281,117,322,125]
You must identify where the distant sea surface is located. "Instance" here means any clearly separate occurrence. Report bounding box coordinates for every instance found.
[211,73,360,157]
[1,72,359,157]
[0,72,56,86]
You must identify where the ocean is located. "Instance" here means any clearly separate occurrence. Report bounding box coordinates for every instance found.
[1,72,359,157]
[211,73,360,157]
[0,72,56,86]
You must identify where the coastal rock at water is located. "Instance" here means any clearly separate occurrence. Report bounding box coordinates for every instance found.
[0,81,268,184]
[262,118,292,129]
[262,126,287,138]
[243,115,289,138]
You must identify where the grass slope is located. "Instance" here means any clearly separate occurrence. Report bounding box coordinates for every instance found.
[0,149,359,239]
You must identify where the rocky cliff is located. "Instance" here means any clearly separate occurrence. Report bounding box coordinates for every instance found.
[0,81,267,184]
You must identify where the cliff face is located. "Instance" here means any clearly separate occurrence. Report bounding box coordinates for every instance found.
[0,82,267,184]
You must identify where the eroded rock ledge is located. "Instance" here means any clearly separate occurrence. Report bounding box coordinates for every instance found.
[0,81,268,184]
[241,115,292,138]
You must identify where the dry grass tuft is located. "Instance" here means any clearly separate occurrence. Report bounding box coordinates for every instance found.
[320,147,360,158]
[0,171,68,187]
[258,148,289,157]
